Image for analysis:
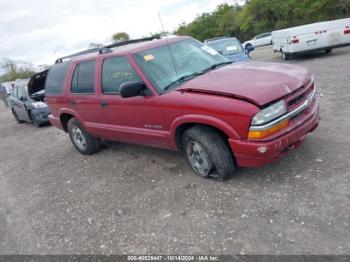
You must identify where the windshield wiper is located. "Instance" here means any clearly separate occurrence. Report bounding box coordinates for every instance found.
[202,61,232,73]
[163,71,207,91]
[162,61,232,91]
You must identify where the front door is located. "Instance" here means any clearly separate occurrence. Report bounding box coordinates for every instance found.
[99,56,167,148]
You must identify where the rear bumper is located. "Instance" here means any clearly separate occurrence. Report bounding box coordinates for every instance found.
[229,97,320,168]
[48,114,63,130]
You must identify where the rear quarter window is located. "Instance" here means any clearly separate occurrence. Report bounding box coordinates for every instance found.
[71,60,95,94]
[45,62,69,95]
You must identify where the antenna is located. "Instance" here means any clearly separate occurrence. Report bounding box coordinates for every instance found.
[158,12,181,90]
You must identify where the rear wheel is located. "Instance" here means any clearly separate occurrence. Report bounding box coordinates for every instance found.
[67,118,101,155]
[12,109,24,124]
[282,51,290,60]
[182,126,235,181]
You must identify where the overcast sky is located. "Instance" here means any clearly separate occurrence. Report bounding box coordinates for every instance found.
[0,0,242,72]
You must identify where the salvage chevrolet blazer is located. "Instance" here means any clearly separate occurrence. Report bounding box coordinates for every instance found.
[45,36,320,180]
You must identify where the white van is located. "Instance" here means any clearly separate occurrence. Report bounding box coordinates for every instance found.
[272,18,350,60]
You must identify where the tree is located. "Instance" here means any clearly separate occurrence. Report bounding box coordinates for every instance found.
[88,43,104,48]
[0,58,36,82]
[175,4,242,42]
[174,0,350,42]
[112,32,130,41]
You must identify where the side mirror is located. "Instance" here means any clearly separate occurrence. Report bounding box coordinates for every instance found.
[120,81,145,98]
[18,96,25,101]
[245,45,255,54]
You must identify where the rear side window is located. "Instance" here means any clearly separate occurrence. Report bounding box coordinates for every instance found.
[71,61,95,94]
[45,62,69,95]
[17,86,26,99]
[12,87,17,97]
[102,56,140,94]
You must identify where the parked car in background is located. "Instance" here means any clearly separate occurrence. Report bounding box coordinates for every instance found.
[272,18,350,60]
[44,36,319,181]
[1,82,12,95]
[9,70,50,127]
[205,37,254,63]
[244,32,272,48]
[0,84,9,107]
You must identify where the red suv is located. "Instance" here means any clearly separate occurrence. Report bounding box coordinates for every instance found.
[45,36,320,180]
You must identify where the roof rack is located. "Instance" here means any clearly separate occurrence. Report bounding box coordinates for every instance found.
[55,36,160,64]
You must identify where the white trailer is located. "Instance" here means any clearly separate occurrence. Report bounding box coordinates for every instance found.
[272,18,350,60]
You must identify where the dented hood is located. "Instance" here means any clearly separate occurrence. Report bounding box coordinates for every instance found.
[180,62,312,106]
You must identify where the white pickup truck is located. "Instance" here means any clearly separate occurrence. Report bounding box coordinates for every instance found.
[272,18,350,60]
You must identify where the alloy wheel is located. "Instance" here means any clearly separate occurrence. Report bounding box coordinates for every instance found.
[185,140,213,177]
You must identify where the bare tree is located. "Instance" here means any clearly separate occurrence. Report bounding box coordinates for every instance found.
[0,58,36,82]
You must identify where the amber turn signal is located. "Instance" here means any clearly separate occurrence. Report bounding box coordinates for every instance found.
[248,120,289,139]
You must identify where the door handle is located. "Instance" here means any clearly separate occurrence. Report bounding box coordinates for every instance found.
[100,101,108,108]
[70,100,77,106]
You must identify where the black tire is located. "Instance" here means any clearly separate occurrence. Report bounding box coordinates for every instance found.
[67,118,101,155]
[182,125,235,181]
[325,49,332,54]
[282,51,290,60]
[12,109,24,124]
[29,111,40,127]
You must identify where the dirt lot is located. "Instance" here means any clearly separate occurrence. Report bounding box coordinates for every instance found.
[0,46,349,255]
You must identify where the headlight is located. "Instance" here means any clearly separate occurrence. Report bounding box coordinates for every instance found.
[32,102,47,109]
[251,100,287,126]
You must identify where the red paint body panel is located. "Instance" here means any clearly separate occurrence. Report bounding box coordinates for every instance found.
[229,97,320,167]
[180,62,312,106]
[46,36,320,168]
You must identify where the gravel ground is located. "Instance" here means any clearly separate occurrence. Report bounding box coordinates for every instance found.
[0,46,349,255]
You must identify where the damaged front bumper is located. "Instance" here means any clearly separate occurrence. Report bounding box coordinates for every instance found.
[229,96,320,168]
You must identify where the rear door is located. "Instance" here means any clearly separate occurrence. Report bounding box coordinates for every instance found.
[13,86,30,122]
[69,60,104,137]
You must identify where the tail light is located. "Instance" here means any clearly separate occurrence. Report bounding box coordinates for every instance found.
[345,26,350,34]
[291,38,299,44]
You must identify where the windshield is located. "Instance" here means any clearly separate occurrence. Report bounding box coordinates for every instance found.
[134,39,229,93]
[207,38,244,56]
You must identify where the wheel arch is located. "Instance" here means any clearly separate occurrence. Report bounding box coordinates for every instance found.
[58,109,83,132]
[170,115,240,150]
[245,42,252,49]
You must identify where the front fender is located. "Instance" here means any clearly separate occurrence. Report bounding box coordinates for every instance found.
[169,114,240,149]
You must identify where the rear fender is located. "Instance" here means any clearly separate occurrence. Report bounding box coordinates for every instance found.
[58,108,85,129]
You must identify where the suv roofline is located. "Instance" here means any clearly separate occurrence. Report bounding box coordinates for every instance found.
[55,36,160,64]
[55,36,192,64]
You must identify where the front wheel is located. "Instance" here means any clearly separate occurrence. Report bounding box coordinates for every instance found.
[245,43,252,50]
[182,126,235,181]
[67,118,101,155]
[29,111,40,127]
